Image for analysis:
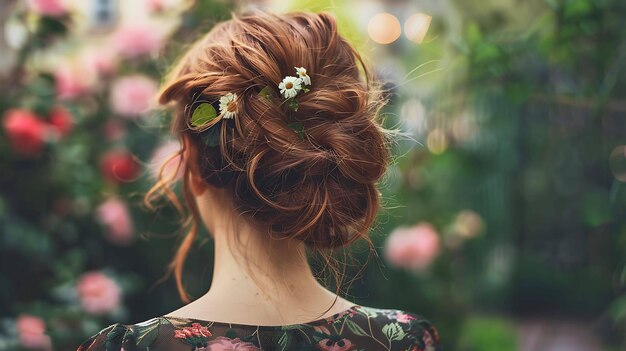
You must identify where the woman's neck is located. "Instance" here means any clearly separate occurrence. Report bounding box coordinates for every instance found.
[164,215,355,325]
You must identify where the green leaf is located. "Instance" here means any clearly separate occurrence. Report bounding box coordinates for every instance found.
[345,318,368,336]
[302,87,310,93]
[36,16,68,37]
[200,123,221,147]
[225,328,239,339]
[105,324,128,351]
[288,122,305,139]
[191,103,217,127]
[129,318,162,349]
[473,43,501,63]
[564,0,593,18]
[466,22,482,46]
[358,307,378,318]
[259,86,277,100]
[277,331,289,351]
[288,99,299,112]
[382,322,405,342]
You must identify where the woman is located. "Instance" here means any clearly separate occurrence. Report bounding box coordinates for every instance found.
[77,9,441,351]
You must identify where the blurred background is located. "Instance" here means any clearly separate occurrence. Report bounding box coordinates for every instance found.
[1,0,625,350]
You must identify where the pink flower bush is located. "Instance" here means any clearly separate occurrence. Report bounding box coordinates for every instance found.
[2,109,47,157]
[384,222,441,271]
[149,140,184,182]
[109,75,158,118]
[76,271,122,315]
[54,64,96,100]
[112,24,165,58]
[16,314,52,350]
[27,0,67,17]
[80,48,118,77]
[96,197,134,246]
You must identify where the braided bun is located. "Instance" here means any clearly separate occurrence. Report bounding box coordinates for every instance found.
[158,10,391,251]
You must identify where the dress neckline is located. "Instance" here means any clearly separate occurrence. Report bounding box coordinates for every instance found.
[161,304,361,330]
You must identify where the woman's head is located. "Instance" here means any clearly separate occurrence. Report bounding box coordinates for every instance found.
[145,9,393,302]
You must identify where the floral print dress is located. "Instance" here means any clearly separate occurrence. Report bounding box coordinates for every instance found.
[76,305,441,351]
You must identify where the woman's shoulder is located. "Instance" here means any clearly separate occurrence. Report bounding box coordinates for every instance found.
[352,305,442,351]
[76,317,168,351]
[76,306,442,351]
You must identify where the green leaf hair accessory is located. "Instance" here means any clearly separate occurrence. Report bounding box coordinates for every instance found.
[258,86,277,101]
[288,122,305,140]
[190,102,217,128]
[189,92,240,148]
[200,124,221,148]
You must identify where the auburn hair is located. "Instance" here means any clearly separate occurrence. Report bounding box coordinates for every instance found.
[144,9,394,307]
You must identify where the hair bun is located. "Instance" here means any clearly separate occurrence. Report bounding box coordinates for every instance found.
[159,10,392,250]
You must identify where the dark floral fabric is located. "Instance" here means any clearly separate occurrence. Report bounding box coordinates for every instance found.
[76,305,441,351]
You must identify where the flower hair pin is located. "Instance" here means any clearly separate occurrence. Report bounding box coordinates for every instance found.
[190,66,312,147]
[189,92,239,147]
[278,66,312,111]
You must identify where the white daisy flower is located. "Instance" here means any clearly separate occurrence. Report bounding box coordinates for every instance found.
[278,76,302,99]
[218,92,237,119]
[295,67,311,86]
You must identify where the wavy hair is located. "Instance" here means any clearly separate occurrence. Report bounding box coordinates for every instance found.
[144,9,394,313]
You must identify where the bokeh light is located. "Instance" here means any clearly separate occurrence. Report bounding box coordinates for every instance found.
[426,128,448,154]
[404,13,432,44]
[400,98,427,135]
[367,13,401,44]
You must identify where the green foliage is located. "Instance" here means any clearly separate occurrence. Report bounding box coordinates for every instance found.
[458,316,518,351]
[190,103,217,127]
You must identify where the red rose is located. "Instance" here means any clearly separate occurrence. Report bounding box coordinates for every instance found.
[48,105,73,137]
[100,150,139,183]
[2,109,46,157]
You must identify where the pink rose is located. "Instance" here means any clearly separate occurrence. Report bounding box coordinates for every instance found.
[206,336,260,351]
[112,24,165,58]
[54,64,96,100]
[2,109,47,157]
[109,75,158,118]
[27,0,67,17]
[16,314,52,350]
[149,139,184,182]
[81,48,117,77]
[96,197,134,246]
[76,271,122,315]
[384,222,440,271]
